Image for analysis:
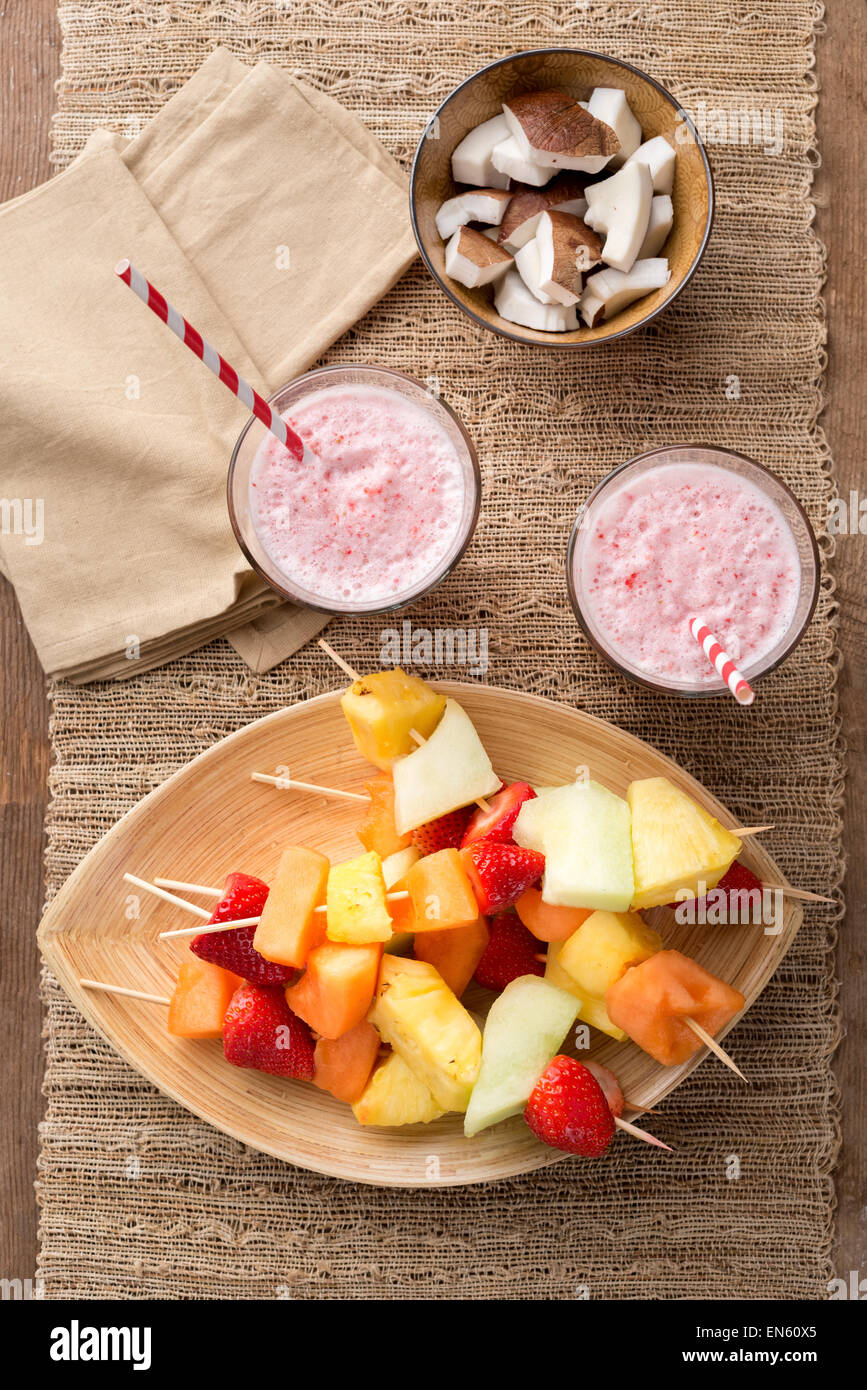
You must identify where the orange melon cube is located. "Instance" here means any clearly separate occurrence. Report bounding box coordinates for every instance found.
[387,892,416,935]
[168,954,242,1039]
[253,846,329,968]
[285,940,382,1039]
[356,774,413,859]
[606,949,745,1066]
[515,888,593,942]
[413,917,489,997]
[406,848,480,932]
[312,1020,382,1104]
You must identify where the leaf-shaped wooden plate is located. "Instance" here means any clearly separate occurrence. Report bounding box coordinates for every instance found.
[37,683,799,1186]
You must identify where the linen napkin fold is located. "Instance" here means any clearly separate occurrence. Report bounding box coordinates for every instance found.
[0,48,417,681]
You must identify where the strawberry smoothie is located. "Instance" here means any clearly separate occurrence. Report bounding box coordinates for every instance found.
[572,460,802,686]
[248,383,468,606]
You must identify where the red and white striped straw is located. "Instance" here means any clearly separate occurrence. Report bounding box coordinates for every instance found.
[688,617,755,706]
[114,259,311,464]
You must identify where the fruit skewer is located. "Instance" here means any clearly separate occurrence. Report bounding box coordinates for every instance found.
[126,872,408,941]
[141,865,747,1079]
[318,638,493,813]
[79,970,668,1151]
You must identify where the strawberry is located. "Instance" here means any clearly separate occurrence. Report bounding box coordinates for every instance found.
[411,806,473,856]
[190,872,291,987]
[460,838,545,915]
[583,1059,624,1118]
[666,860,764,918]
[223,982,315,1080]
[461,782,536,849]
[474,911,544,991]
[524,1056,615,1157]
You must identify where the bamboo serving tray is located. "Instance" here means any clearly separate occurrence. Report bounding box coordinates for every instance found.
[37,682,800,1187]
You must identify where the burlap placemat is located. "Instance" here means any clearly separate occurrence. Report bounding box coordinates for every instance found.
[37,2,842,1299]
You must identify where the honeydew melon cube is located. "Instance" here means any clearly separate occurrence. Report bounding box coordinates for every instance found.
[514,780,634,912]
[392,699,501,834]
[463,975,581,1137]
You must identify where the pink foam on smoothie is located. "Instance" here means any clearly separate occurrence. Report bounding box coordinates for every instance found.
[249,384,465,605]
[576,462,801,685]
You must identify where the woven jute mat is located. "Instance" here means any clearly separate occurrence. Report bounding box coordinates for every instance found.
[37,2,842,1299]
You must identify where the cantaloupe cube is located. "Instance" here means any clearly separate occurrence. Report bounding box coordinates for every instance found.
[285,941,382,1039]
[352,1050,445,1127]
[167,954,242,1039]
[606,949,745,1066]
[341,668,446,770]
[406,848,480,932]
[326,850,393,944]
[413,917,489,996]
[312,1020,381,1103]
[544,941,627,1041]
[369,955,481,1111]
[253,846,329,968]
[356,774,413,858]
[558,910,662,999]
[515,888,593,942]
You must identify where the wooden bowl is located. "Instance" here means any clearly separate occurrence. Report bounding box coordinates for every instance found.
[37,683,797,1187]
[410,49,713,347]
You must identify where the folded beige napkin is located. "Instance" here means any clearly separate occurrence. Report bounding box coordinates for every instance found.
[0,48,417,681]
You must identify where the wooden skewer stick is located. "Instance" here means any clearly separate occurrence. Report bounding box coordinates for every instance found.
[154,878,222,898]
[730,825,774,836]
[156,890,411,941]
[123,872,212,919]
[318,637,361,682]
[159,915,261,941]
[685,1016,748,1082]
[250,771,367,802]
[80,978,171,1006]
[614,1116,673,1151]
[763,883,836,905]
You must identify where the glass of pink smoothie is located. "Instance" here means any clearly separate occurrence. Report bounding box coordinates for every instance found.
[567,445,819,696]
[228,365,480,614]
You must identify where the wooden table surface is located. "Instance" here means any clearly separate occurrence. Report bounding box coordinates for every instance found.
[1,0,864,1292]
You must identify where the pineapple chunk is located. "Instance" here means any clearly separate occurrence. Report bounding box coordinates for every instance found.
[352,1050,445,1127]
[368,955,482,1111]
[341,668,446,770]
[628,777,742,910]
[545,941,627,1041]
[326,850,393,944]
[392,699,501,834]
[558,910,662,999]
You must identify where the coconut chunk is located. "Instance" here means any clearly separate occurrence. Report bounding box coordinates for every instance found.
[502,89,620,173]
[444,225,514,289]
[637,195,674,257]
[579,258,671,325]
[495,267,580,331]
[491,136,557,187]
[586,88,642,168]
[451,115,512,188]
[497,177,588,251]
[534,210,603,305]
[513,238,558,304]
[583,162,653,273]
[624,135,676,194]
[435,188,513,240]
